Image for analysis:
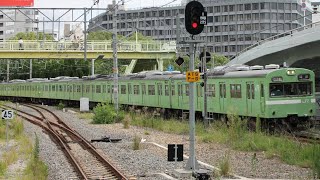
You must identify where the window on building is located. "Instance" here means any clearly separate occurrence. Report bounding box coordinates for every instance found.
[214,26,221,32]
[238,24,244,31]
[252,3,259,10]
[223,15,228,22]
[245,4,251,10]
[229,5,235,11]
[278,3,284,10]
[208,7,213,13]
[215,46,222,52]
[215,36,221,42]
[237,34,244,41]
[223,5,228,12]
[253,13,259,20]
[229,15,235,21]
[230,35,236,41]
[214,6,220,12]
[237,14,244,21]
[224,46,228,52]
[271,2,277,10]
[237,4,243,11]
[245,14,251,20]
[214,16,221,22]
[245,24,251,31]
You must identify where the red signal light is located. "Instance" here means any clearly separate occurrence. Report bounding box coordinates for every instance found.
[192,22,198,29]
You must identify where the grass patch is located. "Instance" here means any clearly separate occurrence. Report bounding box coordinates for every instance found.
[129,112,320,175]
[92,103,125,124]
[77,112,94,120]
[218,153,231,177]
[122,114,130,129]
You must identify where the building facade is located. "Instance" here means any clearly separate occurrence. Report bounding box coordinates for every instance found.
[0,9,39,40]
[90,0,313,57]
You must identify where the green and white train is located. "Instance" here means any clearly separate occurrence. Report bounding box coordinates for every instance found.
[0,64,316,128]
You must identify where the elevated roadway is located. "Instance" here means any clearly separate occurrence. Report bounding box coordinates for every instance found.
[228,21,320,69]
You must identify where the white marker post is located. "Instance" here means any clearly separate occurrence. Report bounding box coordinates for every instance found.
[2,110,14,150]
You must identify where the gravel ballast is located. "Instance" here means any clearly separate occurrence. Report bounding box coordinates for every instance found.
[19,105,313,179]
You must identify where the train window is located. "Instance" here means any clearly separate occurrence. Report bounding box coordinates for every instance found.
[251,84,254,99]
[102,85,106,93]
[142,84,146,95]
[128,84,132,94]
[220,83,226,98]
[178,84,182,96]
[86,85,90,93]
[165,85,169,96]
[107,85,111,93]
[92,85,95,93]
[121,85,126,94]
[185,84,189,96]
[230,84,241,98]
[45,85,48,91]
[134,85,140,95]
[171,85,175,96]
[261,84,264,97]
[208,84,215,97]
[96,85,101,93]
[270,83,312,97]
[52,85,55,92]
[77,85,81,92]
[59,85,63,92]
[158,83,163,95]
[148,85,155,95]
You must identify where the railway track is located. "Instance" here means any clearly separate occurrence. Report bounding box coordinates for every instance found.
[1,103,128,180]
[292,129,320,144]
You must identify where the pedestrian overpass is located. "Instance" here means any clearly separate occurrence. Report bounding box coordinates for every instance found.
[0,40,176,73]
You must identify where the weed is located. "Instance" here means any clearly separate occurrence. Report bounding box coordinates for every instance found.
[57,101,65,110]
[122,115,130,129]
[77,112,94,120]
[0,161,7,176]
[92,103,116,124]
[144,131,150,135]
[219,153,231,177]
[12,118,24,137]
[132,135,140,150]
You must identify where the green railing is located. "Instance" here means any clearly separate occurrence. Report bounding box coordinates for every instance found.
[0,40,176,52]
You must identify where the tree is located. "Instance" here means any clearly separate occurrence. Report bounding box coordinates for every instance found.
[9,32,54,41]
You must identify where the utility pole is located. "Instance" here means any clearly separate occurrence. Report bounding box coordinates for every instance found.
[6,60,9,82]
[112,0,119,113]
[29,59,32,79]
[84,8,87,61]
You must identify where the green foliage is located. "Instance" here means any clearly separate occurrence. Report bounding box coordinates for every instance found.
[218,153,231,177]
[124,32,154,41]
[77,113,94,120]
[23,133,48,180]
[132,135,141,150]
[93,103,122,124]
[57,101,65,110]
[163,53,229,73]
[88,31,113,40]
[10,32,54,41]
[12,118,24,138]
[227,114,248,143]
[0,161,6,176]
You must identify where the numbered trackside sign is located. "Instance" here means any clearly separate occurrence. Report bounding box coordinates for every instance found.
[2,110,14,120]
[186,71,200,82]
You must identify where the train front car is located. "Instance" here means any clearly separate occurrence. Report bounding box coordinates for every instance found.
[265,68,316,129]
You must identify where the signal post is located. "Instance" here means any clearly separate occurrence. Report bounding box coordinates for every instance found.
[183,1,209,177]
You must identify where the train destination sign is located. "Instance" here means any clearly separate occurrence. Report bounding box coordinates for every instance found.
[0,0,34,7]
[186,71,200,82]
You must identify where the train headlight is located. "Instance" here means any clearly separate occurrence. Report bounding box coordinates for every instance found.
[287,70,295,76]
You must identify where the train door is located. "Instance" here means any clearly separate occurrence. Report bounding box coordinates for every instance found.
[141,83,146,105]
[128,83,132,104]
[246,82,255,115]
[157,83,162,106]
[260,83,265,114]
[178,83,183,108]
[219,83,226,112]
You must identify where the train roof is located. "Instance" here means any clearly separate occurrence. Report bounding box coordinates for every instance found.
[0,65,312,84]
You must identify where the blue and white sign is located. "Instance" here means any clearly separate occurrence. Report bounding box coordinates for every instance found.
[167,65,174,71]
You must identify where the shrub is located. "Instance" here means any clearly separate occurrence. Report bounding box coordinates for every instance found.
[92,103,116,124]
[57,101,65,110]
[132,135,141,150]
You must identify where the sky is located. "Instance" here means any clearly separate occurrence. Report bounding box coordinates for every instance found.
[33,0,182,9]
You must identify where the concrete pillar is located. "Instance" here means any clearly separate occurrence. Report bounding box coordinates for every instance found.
[157,58,164,71]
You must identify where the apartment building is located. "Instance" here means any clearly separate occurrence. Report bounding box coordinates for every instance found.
[89,0,313,57]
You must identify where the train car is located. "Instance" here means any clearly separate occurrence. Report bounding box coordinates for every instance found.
[0,65,316,129]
